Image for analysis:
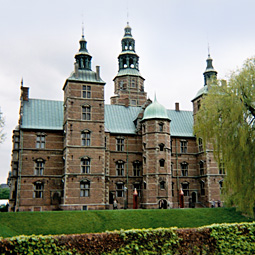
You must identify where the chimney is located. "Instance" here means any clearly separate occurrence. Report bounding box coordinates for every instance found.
[21,87,29,101]
[96,66,100,80]
[74,62,79,78]
[175,102,180,111]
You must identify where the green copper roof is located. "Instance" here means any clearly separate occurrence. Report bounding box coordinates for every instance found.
[192,85,208,102]
[21,99,63,130]
[105,105,141,134]
[114,68,144,79]
[167,109,193,137]
[20,99,193,137]
[67,70,105,84]
[142,97,170,121]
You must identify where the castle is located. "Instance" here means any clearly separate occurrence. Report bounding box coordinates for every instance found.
[9,24,224,212]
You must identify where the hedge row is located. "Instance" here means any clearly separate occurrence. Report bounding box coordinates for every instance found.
[0,222,255,254]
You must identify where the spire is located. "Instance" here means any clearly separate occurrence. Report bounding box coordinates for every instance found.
[203,53,217,86]
[74,28,92,70]
[118,23,139,71]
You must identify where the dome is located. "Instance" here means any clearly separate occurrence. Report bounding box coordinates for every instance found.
[142,96,170,121]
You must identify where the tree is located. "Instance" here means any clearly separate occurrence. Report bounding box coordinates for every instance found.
[0,187,10,199]
[194,57,255,217]
[0,107,5,143]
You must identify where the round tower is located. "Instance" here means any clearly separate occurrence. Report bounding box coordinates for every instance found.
[141,96,172,209]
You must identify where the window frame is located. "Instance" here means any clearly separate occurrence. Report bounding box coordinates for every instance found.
[180,140,187,153]
[116,138,124,152]
[181,162,188,176]
[116,160,124,176]
[34,159,45,176]
[181,182,189,196]
[34,182,44,198]
[82,105,91,120]
[81,157,91,174]
[80,180,90,197]
[36,134,46,149]
[133,161,141,176]
[82,85,91,99]
[116,182,124,197]
[81,130,91,146]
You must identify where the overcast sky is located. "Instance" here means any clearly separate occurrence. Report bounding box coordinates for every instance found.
[0,0,255,184]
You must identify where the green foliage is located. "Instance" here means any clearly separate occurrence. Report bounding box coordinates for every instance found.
[210,222,255,254]
[0,235,76,255]
[0,208,252,238]
[0,188,10,199]
[194,57,255,217]
[0,107,5,143]
[108,228,179,254]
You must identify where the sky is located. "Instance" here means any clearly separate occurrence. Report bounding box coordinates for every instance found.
[0,0,255,184]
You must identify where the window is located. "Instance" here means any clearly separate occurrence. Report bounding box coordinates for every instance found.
[81,157,90,173]
[197,100,201,111]
[198,138,203,152]
[199,161,204,175]
[159,123,164,132]
[34,182,44,198]
[181,162,188,176]
[36,134,45,149]
[82,85,91,98]
[133,161,141,176]
[143,181,147,190]
[172,182,174,196]
[170,139,173,151]
[180,140,187,153]
[80,181,90,197]
[14,136,19,149]
[12,162,18,176]
[159,143,164,151]
[131,79,136,88]
[133,183,141,196]
[35,159,44,175]
[171,162,174,175]
[116,161,124,176]
[116,183,124,197]
[116,138,124,151]
[131,99,137,106]
[200,181,205,196]
[219,161,225,174]
[159,159,165,167]
[181,182,189,196]
[81,131,91,146]
[82,105,91,120]
[160,181,165,189]
[219,180,223,194]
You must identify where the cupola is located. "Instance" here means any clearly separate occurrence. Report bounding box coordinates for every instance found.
[142,96,170,121]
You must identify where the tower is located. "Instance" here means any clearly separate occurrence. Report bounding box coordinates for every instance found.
[141,96,171,209]
[62,32,106,210]
[111,23,147,107]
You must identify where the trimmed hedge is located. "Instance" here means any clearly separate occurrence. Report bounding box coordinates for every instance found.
[1,222,255,254]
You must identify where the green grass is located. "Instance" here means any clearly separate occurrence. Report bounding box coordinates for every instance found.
[0,208,253,238]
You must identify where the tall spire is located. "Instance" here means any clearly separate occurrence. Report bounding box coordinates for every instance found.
[74,27,92,70]
[118,23,139,71]
[203,53,217,86]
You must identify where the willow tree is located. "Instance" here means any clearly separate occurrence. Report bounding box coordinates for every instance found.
[0,107,5,143]
[194,57,255,217]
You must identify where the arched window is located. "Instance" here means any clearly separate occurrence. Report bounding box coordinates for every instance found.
[82,105,91,120]
[80,180,90,197]
[181,162,188,176]
[159,143,165,151]
[81,157,90,174]
[159,159,165,167]
[81,130,91,146]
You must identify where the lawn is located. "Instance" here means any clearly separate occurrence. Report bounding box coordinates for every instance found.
[0,207,253,238]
